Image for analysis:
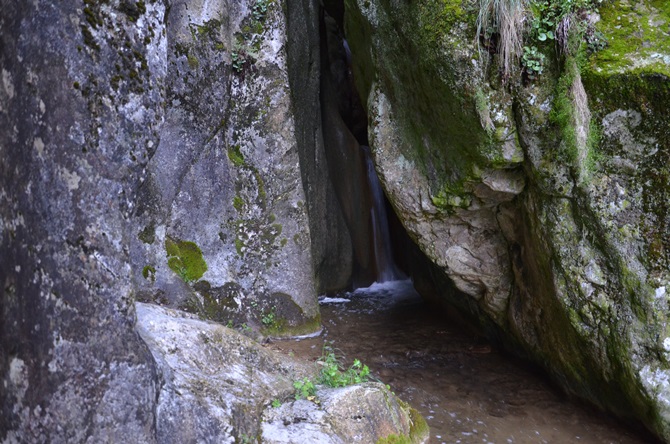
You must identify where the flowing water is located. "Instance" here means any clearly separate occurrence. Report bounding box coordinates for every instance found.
[270,280,651,444]
[361,145,402,283]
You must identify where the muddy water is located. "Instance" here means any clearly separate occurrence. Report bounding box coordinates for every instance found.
[270,280,649,444]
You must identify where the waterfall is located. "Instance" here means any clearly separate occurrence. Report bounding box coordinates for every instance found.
[362,146,402,283]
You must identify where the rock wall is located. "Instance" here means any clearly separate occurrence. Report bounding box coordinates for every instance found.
[0,0,164,440]
[286,0,355,293]
[132,0,320,335]
[0,0,327,440]
[344,0,670,439]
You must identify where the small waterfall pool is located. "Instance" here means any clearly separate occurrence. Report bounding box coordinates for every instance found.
[270,280,648,444]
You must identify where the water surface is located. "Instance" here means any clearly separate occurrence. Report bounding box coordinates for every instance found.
[270,280,650,444]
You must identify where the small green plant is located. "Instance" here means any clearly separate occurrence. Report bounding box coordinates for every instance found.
[585,29,606,53]
[231,51,245,72]
[293,378,316,400]
[521,45,545,79]
[271,398,281,408]
[318,345,370,388]
[261,309,276,327]
[528,0,605,53]
[529,0,558,42]
[251,0,269,22]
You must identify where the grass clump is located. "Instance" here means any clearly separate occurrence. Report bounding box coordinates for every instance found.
[476,0,607,81]
[475,0,528,80]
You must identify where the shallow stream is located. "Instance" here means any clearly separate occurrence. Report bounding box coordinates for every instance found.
[270,280,649,444]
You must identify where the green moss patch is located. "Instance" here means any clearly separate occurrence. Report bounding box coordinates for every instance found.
[416,0,469,47]
[165,236,208,283]
[142,265,156,282]
[259,292,322,337]
[227,144,245,166]
[590,0,670,77]
[138,223,156,244]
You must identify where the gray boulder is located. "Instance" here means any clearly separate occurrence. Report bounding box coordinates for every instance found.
[262,383,429,444]
[344,0,670,439]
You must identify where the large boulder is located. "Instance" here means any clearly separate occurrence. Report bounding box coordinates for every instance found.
[1,0,321,440]
[345,0,523,325]
[135,302,313,443]
[132,0,320,336]
[262,383,429,444]
[345,0,670,439]
[137,302,428,444]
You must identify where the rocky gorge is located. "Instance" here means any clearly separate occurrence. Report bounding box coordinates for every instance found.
[1,0,669,442]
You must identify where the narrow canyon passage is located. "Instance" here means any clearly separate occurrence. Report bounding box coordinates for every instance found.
[270,281,651,444]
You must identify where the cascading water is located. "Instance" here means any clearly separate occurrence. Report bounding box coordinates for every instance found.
[362,145,403,283]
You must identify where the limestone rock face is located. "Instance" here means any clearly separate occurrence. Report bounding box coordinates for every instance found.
[0,0,164,441]
[345,0,670,439]
[132,0,320,335]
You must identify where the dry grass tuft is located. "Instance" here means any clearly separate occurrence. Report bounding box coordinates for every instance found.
[475,0,529,81]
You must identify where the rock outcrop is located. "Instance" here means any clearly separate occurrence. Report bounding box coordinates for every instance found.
[1,0,334,440]
[1,0,164,440]
[344,0,670,439]
[262,383,429,444]
[286,0,356,293]
[132,0,320,335]
[137,302,426,443]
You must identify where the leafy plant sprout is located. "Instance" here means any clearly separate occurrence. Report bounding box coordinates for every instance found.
[291,344,373,403]
[317,344,371,388]
[522,45,545,79]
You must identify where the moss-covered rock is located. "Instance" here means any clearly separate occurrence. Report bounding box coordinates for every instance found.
[346,0,524,323]
[348,0,670,439]
[262,383,429,443]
